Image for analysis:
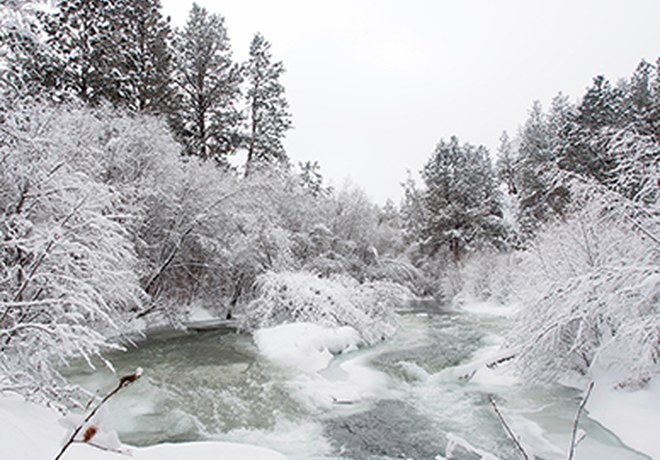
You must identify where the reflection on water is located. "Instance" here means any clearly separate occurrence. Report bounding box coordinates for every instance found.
[63,308,651,460]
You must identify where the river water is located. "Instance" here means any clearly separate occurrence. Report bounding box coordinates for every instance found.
[64,303,650,460]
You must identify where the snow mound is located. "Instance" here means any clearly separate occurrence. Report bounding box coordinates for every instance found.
[253,323,392,409]
[254,323,361,373]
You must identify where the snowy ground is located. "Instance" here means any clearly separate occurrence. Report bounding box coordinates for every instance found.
[587,374,660,459]
[0,393,289,460]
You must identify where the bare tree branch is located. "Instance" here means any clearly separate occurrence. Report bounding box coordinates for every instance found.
[488,395,531,460]
[567,381,594,460]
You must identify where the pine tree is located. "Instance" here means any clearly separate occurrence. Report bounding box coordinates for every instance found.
[419,136,504,261]
[515,100,555,232]
[651,58,660,140]
[170,3,242,163]
[115,0,173,113]
[40,0,127,104]
[560,76,627,187]
[17,0,172,109]
[575,75,624,131]
[0,0,59,100]
[298,160,329,197]
[244,33,292,174]
[629,60,653,118]
[495,130,517,195]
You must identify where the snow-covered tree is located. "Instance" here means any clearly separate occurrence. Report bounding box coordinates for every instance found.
[240,271,407,345]
[115,0,173,113]
[298,160,330,197]
[0,103,144,404]
[170,3,242,163]
[39,0,128,104]
[0,0,57,101]
[495,130,517,195]
[514,101,559,234]
[505,103,659,387]
[506,194,658,388]
[244,32,292,173]
[418,136,504,261]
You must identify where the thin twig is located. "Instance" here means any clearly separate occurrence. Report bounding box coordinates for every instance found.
[567,381,594,460]
[488,395,531,460]
[53,368,142,460]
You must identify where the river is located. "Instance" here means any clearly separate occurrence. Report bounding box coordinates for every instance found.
[63,302,650,460]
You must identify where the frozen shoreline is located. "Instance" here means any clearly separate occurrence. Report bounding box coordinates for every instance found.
[457,301,660,460]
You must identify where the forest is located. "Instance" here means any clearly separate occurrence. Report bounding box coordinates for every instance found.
[0,1,658,459]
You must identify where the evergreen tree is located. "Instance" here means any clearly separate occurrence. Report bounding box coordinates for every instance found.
[116,0,173,113]
[560,76,627,187]
[651,58,660,140]
[40,0,127,104]
[418,136,504,261]
[515,101,556,232]
[0,0,59,100]
[298,160,329,197]
[170,3,242,163]
[400,172,428,245]
[495,130,517,195]
[244,32,292,174]
[629,60,653,120]
[9,0,172,110]
[575,75,625,131]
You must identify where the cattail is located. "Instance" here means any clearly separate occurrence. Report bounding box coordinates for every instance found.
[83,425,98,443]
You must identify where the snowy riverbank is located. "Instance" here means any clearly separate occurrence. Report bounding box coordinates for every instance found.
[457,301,660,460]
[0,392,289,460]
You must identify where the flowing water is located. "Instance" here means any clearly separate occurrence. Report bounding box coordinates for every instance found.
[63,303,651,460]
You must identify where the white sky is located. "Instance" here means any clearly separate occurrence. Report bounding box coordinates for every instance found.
[161,0,660,204]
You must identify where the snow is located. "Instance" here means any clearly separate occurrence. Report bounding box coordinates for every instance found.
[436,433,502,460]
[466,335,519,387]
[459,300,519,318]
[0,393,289,460]
[254,322,361,373]
[254,322,392,409]
[187,304,215,322]
[461,301,660,460]
[587,375,660,460]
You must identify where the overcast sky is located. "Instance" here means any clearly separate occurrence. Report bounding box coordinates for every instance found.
[161,0,660,204]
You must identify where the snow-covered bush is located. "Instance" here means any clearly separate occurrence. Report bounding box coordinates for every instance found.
[240,271,409,345]
[0,103,144,404]
[365,256,430,296]
[453,250,518,306]
[506,197,659,387]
